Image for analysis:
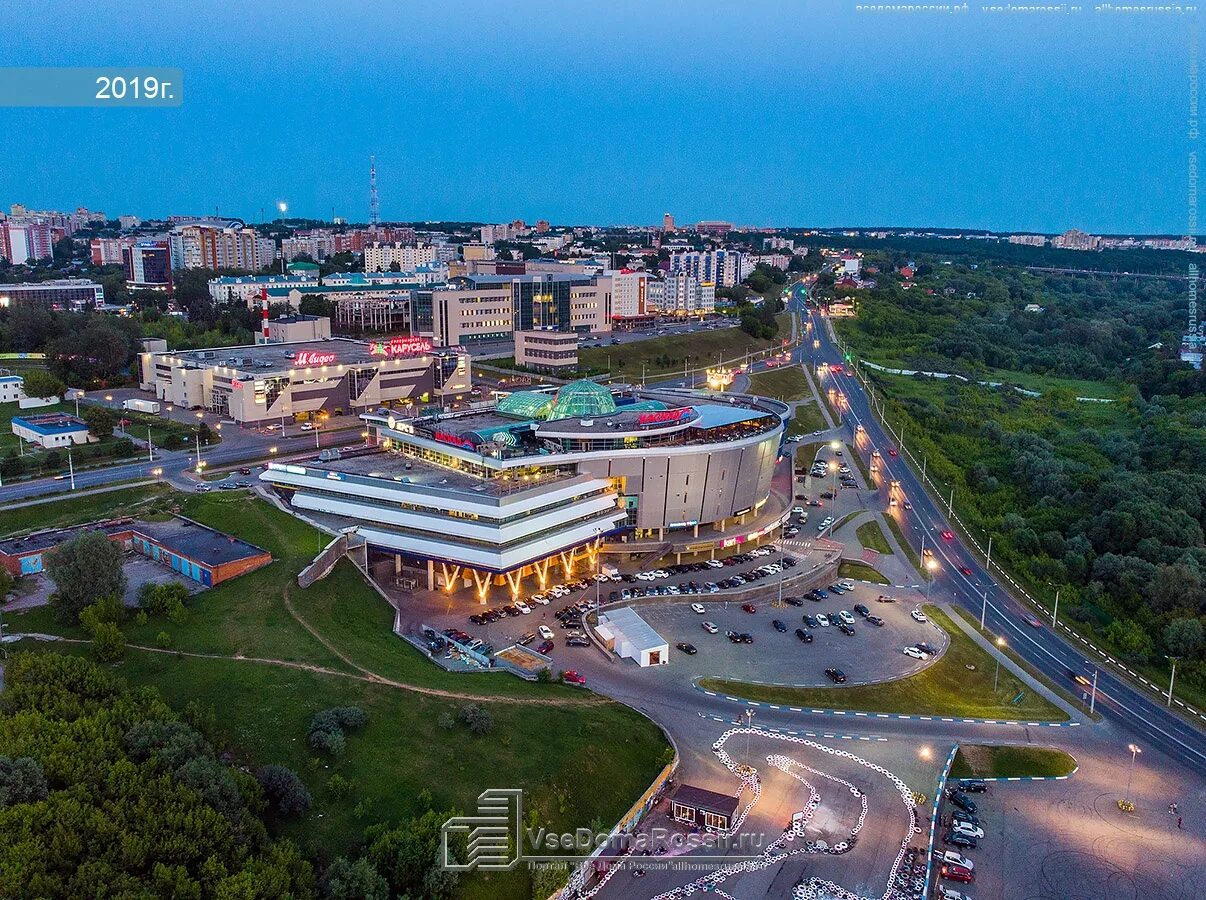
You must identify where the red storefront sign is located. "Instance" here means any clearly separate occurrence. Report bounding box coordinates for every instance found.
[637,407,692,426]
[369,337,433,357]
[293,350,337,367]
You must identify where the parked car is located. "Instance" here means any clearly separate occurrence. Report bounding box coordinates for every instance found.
[838,610,855,625]
[935,850,974,871]
[952,822,985,839]
[866,615,884,627]
[562,670,587,685]
[691,602,706,614]
[795,628,813,643]
[816,614,830,627]
[824,668,847,684]
[838,623,855,636]
[536,640,554,655]
[538,625,554,640]
[741,603,757,614]
[676,642,698,655]
[944,831,977,849]
[911,609,928,623]
[940,864,974,885]
[772,619,787,633]
[853,604,870,617]
[904,647,930,660]
[947,791,978,814]
[702,621,719,634]
[783,596,803,607]
[803,614,819,628]
[514,600,532,615]
[917,641,939,655]
[959,779,989,793]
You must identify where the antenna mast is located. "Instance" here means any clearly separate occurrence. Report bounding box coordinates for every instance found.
[369,155,380,226]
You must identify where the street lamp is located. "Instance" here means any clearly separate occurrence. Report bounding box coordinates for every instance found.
[919,746,932,761]
[1125,743,1141,807]
[924,558,937,601]
[993,637,1006,693]
[826,460,839,527]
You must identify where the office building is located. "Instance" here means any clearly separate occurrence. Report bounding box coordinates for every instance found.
[695,221,734,237]
[90,236,135,265]
[0,278,104,311]
[123,240,173,290]
[663,213,676,232]
[609,270,652,319]
[429,274,612,347]
[514,329,578,372]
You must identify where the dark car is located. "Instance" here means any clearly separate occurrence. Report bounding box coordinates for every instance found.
[839,622,855,636]
[741,603,757,614]
[726,630,744,644]
[783,596,804,607]
[824,668,847,683]
[866,615,885,627]
[795,628,814,643]
[917,641,939,655]
[782,557,797,568]
[951,811,981,827]
[239,467,252,475]
[772,619,787,633]
[565,636,591,648]
[502,605,520,617]
[853,604,870,617]
[943,832,977,849]
[536,640,555,655]
[959,779,989,793]
[947,791,978,814]
[803,614,819,628]
[676,642,698,655]
[469,614,486,626]
[814,589,829,599]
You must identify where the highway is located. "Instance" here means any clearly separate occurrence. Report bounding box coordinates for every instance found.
[788,280,1206,769]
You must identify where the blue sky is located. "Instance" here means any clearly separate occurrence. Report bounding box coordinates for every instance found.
[1,0,1197,233]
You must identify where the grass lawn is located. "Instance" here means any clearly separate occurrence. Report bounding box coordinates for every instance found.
[837,559,889,584]
[579,315,792,379]
[951,744,1077,779]
[883,512,924,577]
[856,520,893,555]
[699,605,1068,721]
[747,366,810,402]
[846,442,873,486]
[6,487,672,898]
[787,402,828,436]
[0,483,173,535]
[794,442,823,468]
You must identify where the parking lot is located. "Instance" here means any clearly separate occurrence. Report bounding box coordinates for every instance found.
[633,581,946,687]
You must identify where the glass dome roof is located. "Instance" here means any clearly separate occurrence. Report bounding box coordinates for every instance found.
[546,380,617,421]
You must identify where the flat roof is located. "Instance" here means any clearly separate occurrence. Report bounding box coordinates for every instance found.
[598,607,668,653]
[690,404,768,429]
[165,337,456,372]
[12,414,88,435]
[304,451,574,499]
[672,784,740,817]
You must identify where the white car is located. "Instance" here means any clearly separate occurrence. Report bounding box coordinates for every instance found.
[691,603,706,614]
[594,573,609,582]
[934,850,973,870]
[952,822,984,839]
[938,889,972,900]
[903,646,929,660]
[653,569,670,579]
[299,422,314,431]
[530,594,550,606]
[791,506,805,515]
[702,621,719,634]
[838,610,855,625]
[706,559,724,569]
[911,609,928,623]
[816,614,830,627]
[636,571,656,582]
[538,625,555,640]
[514,600,532,615]
[706,583,720,593]
[837,580,855,591]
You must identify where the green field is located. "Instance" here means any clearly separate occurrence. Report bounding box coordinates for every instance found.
[951,744,1077,779]
[747,366,810,401]
[787,402,828,436]
[579,315,792,379]
[837,559,890,584]
[699,605,1068,721]
[0,483,172,535]
[856,519,893,555]
[6,490,671,898]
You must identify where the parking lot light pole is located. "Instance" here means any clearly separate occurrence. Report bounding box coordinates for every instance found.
[993,637,1006,693]
[1125,743,1141,806]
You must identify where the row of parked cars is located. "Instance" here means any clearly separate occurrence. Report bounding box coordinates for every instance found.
[936,779,990,889]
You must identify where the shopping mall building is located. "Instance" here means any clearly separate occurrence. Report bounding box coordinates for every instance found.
[260,380,789,600]
[138,336,471,423]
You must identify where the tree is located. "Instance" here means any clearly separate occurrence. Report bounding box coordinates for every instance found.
[46,530,127,624]
[0,567,13,599]
[89,621,125,662]
[1105,618,1154,661]
[0,756,49,806]
[113,437,136,458]
[82,405,118,439]
[321,857,388,900]
[1164,617,1205,660]
[365,809,459,899]
[458,703,493,735]
[19,370,65,400]
[257,765,312,816]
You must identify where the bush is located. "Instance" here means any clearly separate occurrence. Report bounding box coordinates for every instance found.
[310,706,368,735]
[140,581,191,616]
[113,437,136,458]
[155,631,172,648]
[321,856,388,900]
[89,622,125,662]
[0,756,50,806]
[326,773,353,799]
[458,704,494,736]
[257,765,312,816]
[309,728,346,757]
[437,712,455,731]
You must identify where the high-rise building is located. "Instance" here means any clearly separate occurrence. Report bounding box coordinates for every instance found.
[667,250,747,288]
[168,221,275,270]
[1050,229,1101,251]
[609,269,651,319]
[535,220,550,234]
[663,213,676,232]
[90,237,135,265]
[658,272,714,316]
[123,240,173,290]
[0,221,54,264]
[363,242,438,273]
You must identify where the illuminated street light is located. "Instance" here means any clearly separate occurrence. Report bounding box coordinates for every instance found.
[993,636,1007,692]
[924,557,938,601]
[919,746,932,761]
[1124,743,1141,807]
[278,201,288,214]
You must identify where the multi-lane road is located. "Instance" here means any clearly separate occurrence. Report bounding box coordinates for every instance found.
[790,281,1206,769]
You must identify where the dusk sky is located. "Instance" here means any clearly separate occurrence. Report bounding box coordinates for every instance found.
[2,0,1197,233]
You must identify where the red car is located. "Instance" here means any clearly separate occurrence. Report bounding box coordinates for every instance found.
[958,565,973,576]
[941,864,974,884]
[941,530,955,541]
[741,603,757,614]
[562,670,587,685]
[1026,616,1043,629]
[887,448,898,457]
[831,364,843,374]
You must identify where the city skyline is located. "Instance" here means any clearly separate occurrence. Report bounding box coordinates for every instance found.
[1,0,1195,233]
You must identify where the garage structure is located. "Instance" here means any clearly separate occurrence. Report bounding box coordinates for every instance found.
[595,606,669,667]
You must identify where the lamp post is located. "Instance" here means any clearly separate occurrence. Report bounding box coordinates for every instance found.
[1125,743,1141,807]
[1089,668,1098,715]
[1166,656,1180,707]
[1051,587,1061,628]
[993,637,1006,693]
[827,461,839,528]
[924,558,937,602]
[594,527,603,615]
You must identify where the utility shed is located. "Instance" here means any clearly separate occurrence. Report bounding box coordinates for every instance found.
[595,606,668,667]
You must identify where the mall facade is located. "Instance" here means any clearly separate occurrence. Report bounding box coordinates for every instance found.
[260,380,789,600]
